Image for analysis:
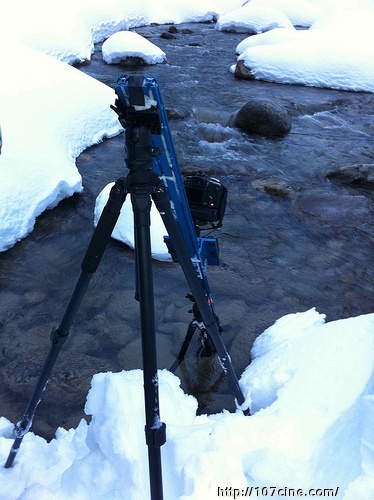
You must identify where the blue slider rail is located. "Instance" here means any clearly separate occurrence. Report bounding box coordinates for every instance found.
[114,75,220,294]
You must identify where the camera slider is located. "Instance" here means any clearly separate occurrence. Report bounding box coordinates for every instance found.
[112,75,227,267]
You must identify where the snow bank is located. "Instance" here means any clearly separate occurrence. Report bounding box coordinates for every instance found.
[0,1,223,65]
[1,309,373,499]
[0,45,121,252]
[233,6,374,92]
[240,309,374,494]
[243,0,322,27]
[217,3,294,34]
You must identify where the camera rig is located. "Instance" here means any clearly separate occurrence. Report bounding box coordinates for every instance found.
[4,75,249,500]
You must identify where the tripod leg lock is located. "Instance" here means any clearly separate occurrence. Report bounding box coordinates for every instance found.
[13,418,32,439]
[145,422,166,448]
[50,327,68,346]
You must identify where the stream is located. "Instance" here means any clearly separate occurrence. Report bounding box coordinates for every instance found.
[1,22,374,439]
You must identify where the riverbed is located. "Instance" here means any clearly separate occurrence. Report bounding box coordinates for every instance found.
[1,22,373,439]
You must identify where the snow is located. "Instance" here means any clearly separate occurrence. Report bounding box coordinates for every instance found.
[1,1,374,499]
[0,45,121,251]
[102,31,166,65]
[241,0,323,27]
[217,4,295,34]
[1,309,374,499]
[94,183,171,261]
[230,4,374,92]
[2,0,374,251]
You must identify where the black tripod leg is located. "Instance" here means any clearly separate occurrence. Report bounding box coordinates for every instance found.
[4,272,92,468]
[132,191,166,500]
[169,321,196,373]
[153,188,250,415]
[4,180,127,469]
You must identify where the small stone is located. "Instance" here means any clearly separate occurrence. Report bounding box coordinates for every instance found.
[119,56,147,67]
[326,164,374,185]
[166,108,189,120]
[24,291,47,304]
[252,180,294,198]
[234,60,254,80]
[161,32,176,40]
[168,26,179,34]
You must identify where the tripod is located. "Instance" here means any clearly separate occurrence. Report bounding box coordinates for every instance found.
[4,76,249,500]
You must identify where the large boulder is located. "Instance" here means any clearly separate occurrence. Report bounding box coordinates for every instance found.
[233,99,292,138]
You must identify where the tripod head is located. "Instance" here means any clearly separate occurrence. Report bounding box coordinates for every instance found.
[111,76,161,175]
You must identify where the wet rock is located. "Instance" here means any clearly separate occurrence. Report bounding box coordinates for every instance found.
[134,30,154,38]
[23,291,48,305]
[294,191,371,225]
[326,164,374,186]
[233,99,292,138]
[117,333,173,370]
[118,56,148,67]
[185,356,227,412]
[1,353,111,405]
[166,108,190,120]
[196,122,238,143]
[252,180,294,198]
[194,108,233,127]
[168,26,179,34]
[234,60,255,80]
[161,32,176,40]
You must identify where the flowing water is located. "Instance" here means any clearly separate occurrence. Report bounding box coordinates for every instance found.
[1,23,374,439]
